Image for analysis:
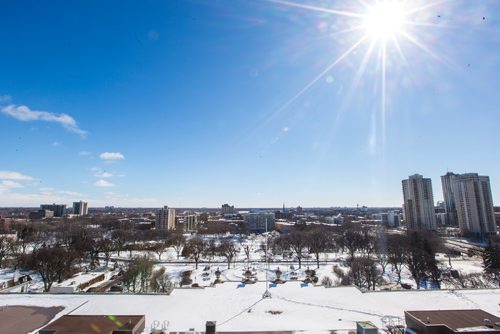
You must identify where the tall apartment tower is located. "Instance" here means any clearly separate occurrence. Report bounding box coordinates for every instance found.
[72,201,88,216]
[452,173,496,238]
[441,172,458,226]
[402,174,437,231]
[156,206,176,230]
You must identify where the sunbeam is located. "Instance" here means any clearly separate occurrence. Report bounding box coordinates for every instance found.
[262,0,459,153]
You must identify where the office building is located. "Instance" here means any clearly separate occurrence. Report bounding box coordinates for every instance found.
[244,212,275,232]
[156,206,176,230]
[402,174,437,231]
[40,203,67,217]
[452,173,496,238]
[72,201,88,216]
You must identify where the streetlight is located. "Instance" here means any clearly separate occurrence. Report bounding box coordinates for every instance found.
[262,214,271,299]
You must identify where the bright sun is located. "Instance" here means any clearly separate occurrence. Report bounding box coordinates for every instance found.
[364,1,406,40]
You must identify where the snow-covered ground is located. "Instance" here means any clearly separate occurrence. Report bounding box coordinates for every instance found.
[2,282,499,333]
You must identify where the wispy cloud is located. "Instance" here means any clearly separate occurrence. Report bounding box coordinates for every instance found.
[0,180,23,188]
[79,150,91,156]
[99,152,125,160]
[95,171,113,178]
[94,179,115,187]
[52,141,62,147]
[1,104,87,136]
[0,171,33,180]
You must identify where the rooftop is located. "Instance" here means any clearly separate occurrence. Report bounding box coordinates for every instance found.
[406,309,500,332]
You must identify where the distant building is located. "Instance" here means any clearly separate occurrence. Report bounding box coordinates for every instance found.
[156,206,176,230]
[182,214,199,232]
[39,315,145,334]
[402,174,436,231]
[374,211,401,227]
[72,201,88,216]
[244,212,275,232]
[275,210,293,220]
[325,214,344,225]
[221,204,236,216]
[29,209,54,220]
[405,309,500,334]
[436,212,447,226]
[40,203,66,217]
[452,173,496,238]
[441,172,459,226]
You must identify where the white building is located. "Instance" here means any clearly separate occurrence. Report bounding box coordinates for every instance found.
[402,174,437,231]
[244,212,275,232]
[156,206,176,230]
[72,201,88,216]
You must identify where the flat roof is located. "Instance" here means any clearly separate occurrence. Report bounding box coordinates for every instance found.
[39,315,145,334]
[406,309,500,331]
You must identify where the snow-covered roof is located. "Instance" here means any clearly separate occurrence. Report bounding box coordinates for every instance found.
[2,283,499,333]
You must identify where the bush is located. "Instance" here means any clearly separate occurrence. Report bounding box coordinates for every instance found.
[180,270,193,286]
[321,276,333,287]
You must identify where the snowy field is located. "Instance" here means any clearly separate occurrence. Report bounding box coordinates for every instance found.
[2,282,500,333]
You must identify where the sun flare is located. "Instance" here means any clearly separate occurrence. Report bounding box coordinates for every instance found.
[363,1,406,40]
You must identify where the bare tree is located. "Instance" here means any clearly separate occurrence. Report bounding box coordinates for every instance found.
[111,230,131,257]
[306,227,330,268]
[283,231,308,268]
[218,239,239,269]
[183,237,207,269]
[168,232,186,259]
[27,246,74,292]
[387,234,406,284]
[151,241,169,261]
[0,235,12,268]
[337,224,364,257]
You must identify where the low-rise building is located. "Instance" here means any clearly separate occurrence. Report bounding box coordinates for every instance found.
[39,315,146,334]
[405,309,500,334]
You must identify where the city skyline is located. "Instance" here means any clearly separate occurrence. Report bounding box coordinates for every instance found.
[1,0,499,207]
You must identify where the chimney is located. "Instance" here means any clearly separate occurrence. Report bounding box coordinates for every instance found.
[206,321,216,334]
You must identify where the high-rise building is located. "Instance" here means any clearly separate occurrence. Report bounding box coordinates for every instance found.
[244,212,275,232]
[72,201,88,216]
[402,174,437,231]
[183,214,199,232]
[156,206,176,230]
[441,172,458,225]
[221,204,236,216]
[40,203,67,217]
[452,173,496,238]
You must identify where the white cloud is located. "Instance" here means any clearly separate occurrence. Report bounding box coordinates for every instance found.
[1,104,87,136]
[52,141,62,147]
[0,180,23,188]
[0,171,33,180]
[94,179,115,187]
[79,150,91,156]
[99,152,125,160]
[95,171,113,178]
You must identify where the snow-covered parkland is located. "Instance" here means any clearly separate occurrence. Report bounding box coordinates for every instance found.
[2,283,500,333]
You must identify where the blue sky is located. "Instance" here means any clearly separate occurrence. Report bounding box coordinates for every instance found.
[0,0,499,207]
